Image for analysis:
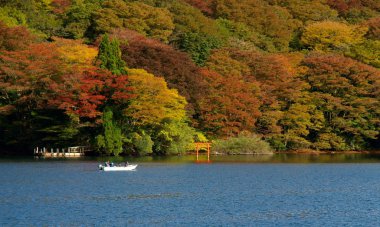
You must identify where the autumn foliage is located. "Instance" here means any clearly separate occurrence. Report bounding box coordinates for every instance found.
[0,0,379,154]
[197,69,261,137]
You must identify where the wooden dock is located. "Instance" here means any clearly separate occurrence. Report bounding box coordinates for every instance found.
[34,146,89,158]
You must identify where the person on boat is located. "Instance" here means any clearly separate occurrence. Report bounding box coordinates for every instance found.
[105,161,110,167]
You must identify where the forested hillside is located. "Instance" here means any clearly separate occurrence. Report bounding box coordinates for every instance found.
[0,0,379,155]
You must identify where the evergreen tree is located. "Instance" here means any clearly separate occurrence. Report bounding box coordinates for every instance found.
[95,109,123,156]
[97,34,126,75]
[95,35,127,155]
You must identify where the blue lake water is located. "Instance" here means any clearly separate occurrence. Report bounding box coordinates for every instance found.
[1,155,380,226]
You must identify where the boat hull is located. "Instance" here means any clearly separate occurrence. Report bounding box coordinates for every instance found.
[99,164,138,171]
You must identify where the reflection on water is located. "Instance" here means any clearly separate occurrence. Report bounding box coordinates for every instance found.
[3,153,380,164]
[1,153,380,226]
[65,153,380,164]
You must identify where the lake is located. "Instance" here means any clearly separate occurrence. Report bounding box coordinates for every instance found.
[1,154,380,226]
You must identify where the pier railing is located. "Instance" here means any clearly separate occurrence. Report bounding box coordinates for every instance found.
[34,146,90,157]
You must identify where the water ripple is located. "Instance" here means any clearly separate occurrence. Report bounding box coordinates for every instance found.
[1,162,380,226]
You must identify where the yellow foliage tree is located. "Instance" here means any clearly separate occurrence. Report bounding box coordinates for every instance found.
[301,21,368,52]
[279,0,338,23]
[125,69,187,125]
[53,37,98,68]
[280,103,317,149]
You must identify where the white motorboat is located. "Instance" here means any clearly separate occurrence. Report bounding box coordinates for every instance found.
[99,164,138,171]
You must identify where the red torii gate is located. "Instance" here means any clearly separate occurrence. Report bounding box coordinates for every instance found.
[194,142,211,163]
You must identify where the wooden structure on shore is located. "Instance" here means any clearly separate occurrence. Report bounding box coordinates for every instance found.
[34,146,89,158]
[194,142,212,163]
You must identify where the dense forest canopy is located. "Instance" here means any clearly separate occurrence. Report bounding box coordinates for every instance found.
[0,0,379,155]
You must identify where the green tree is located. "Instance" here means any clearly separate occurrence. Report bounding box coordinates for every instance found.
[96,34,126,75]
[215,18,253,41]
[0,6,26,26]
[3,0,62,37]
[63,1,100,39]
[176,32,221,66]
[132,131,153,155]
[212,132,272,154]
[96,109,123,155]
[153,119,196,155]
[346,39,380,68]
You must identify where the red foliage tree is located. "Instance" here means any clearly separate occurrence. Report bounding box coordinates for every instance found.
[50,68,106,119]
[183,0,214,15]
[0,36,131,151]
[0,22,34,51]
[197,69,262,137]
[51,0,72,14]
[0,35,131,121]
[363,17,380,40]
[0,43,65,114]
[50,67,131,120]
[327,0,380,15]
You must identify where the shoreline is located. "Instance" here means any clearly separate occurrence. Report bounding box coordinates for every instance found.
[189,150,380,156]
[1,149,380,157]
[275,150,380,155]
